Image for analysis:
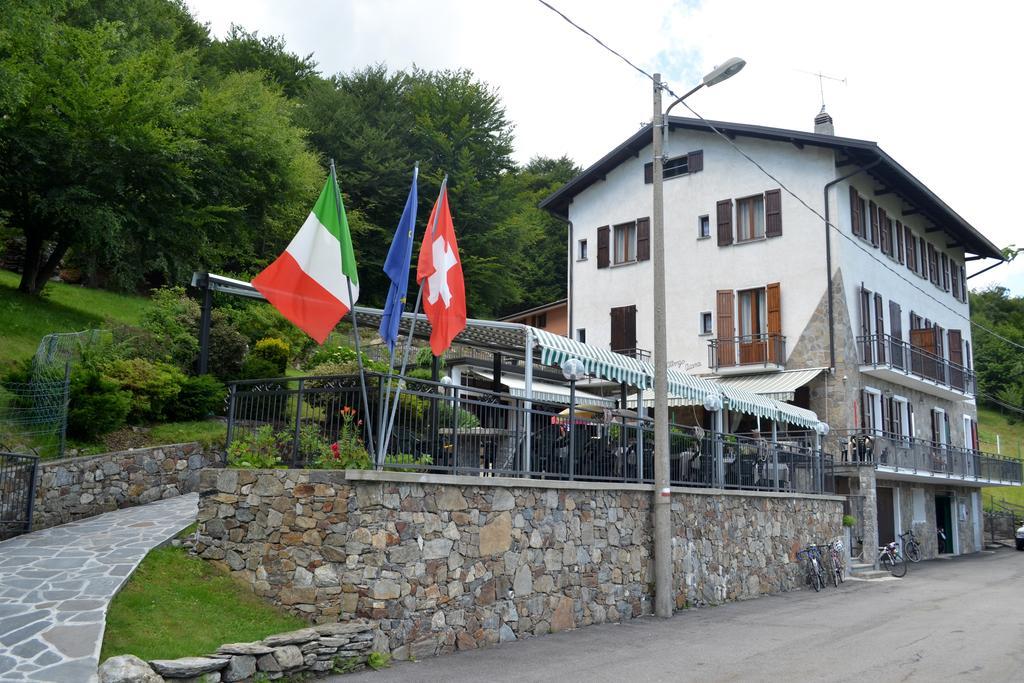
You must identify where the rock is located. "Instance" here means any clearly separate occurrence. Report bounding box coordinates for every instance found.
[149,656,227,678]
[499,624,517,643]
[479,511,512,556]
[551,597,575,632]
[99,654,163,683]
[253,475,284,496]
[261,628,319,647]
[222,655,256,682]
[422,538,453,560]
[256,653,281,672]
[216,469,238,493]
[436,489,467,510]
[513,563,533,595]
[455,631,477,650]
[313,621,372,636]
[272,645,304,669]
[216,643,274,656]
[491,488,515,511]
[370,579,401,600]
[313,564,339,586]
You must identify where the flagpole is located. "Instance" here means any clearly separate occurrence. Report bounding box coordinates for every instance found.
[378,164,419,466]
[330,158,377,462]
[380,175,448,468]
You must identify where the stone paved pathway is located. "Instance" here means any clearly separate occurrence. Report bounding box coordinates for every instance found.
[0,494,198,682]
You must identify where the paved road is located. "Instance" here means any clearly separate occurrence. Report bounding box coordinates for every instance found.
[342,549,1024,683]
[0,494,198,682]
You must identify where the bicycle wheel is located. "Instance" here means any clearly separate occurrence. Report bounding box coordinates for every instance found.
[879,553,893,572]
[906,542,920,563]
[811,569,822,592]
[889,554,907,577]
[831,552,842,586]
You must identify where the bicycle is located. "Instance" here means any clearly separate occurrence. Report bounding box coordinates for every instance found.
[797,545,825,592]
[899,529,921,563]
[824,540,845,586]
[878,541,907,577]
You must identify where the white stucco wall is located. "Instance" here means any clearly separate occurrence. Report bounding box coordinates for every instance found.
[568,129,836,373]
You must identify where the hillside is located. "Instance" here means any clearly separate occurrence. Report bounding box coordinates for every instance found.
[979,406,1024,508]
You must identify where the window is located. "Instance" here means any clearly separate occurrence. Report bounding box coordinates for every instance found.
[613,221,636,264]
[941,253,950,291]
[892,396,911,441]
[531,313,548,328]
[644,149,702,183]
[577,328,586,343]
[700,311,713,335]
[698,215,710,239]
[912,488,926,523]
[577,239,588,261]
[738,288,767,339]
[863,388,883,435]
[736,194,765,242]
[663,154,689,179]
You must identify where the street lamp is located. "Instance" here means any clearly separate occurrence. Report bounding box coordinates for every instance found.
[650,59,745,619]
[561,357,587,480]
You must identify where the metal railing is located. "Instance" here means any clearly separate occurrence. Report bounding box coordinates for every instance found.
[612,347,652,362]
[708,334,786,370]
[224,372,835,494]
[830,429,1022,485]
[1,452,38,540]
[857,333,975,395]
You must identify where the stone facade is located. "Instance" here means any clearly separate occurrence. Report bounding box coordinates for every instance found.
[33,443,224,530]
[98,620,379,682]
[194,469,843,659]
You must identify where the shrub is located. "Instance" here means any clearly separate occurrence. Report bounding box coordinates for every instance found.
[308,344,359,368]
[139,287,200,371]
[227,426,284,468]
[311,405,371,469]
[240,356,283,381]
[104,358,186,423]
[226,302,311,358]
[386,453,433,473]
[283,423,333,465]
[842,514,857,527]
[207,311,247,381]
[439,403,480,428]
[251,337,290,375]
[170,375,226,421]
[67,368,131,440]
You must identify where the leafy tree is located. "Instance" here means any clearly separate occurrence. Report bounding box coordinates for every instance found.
[201,25,318,98]
[970,286,1024,410]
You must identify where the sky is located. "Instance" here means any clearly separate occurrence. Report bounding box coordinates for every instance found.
[186,0,1024,294]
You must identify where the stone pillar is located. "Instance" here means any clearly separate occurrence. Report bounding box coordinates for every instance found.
[856,466,879,567]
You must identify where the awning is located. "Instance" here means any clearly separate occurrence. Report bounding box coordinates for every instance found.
[468,370,616,408]
[709,368,826,401]
[533,329,650,388]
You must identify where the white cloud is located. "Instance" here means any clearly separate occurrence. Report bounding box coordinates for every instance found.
[186,0,1024,293]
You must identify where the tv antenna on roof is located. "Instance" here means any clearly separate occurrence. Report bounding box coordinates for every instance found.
[796,69,847,109]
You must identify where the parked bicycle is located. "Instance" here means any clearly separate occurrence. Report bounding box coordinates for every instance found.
[878,541,907,577]
[899,529,921,563]
[797,545,826,592]
[823,540,845,586]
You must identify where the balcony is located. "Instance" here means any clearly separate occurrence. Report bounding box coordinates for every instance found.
[857,334,975,399]
[708,334,786,374]
[612,347,652,362]
[831,430,1022,487]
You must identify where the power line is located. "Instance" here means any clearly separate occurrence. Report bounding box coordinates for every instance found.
[979,392,1024,416]
[532,0,1024,355]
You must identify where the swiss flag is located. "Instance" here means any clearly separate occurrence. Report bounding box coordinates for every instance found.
[417,185,466,355]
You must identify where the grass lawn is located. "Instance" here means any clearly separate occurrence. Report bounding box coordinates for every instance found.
[101,545,306,662]
[0,269,151,369]
[979,406,1024,508]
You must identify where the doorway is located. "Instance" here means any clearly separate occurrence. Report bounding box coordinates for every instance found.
[935,494,954,554]
[877,486,896,546]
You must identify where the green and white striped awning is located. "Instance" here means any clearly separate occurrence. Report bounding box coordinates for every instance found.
[533,329,651,388]
[710,368,826,402]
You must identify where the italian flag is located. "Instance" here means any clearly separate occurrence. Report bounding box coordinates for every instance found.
[252,175,359,344]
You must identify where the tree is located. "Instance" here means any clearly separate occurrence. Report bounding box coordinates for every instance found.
[202,25,318,98]
[970,286,1024,409]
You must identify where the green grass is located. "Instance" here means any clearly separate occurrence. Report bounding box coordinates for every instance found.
[101,545,306,662]
[149,420,227,449]
[0,269,151,369]
[980,406,1024,508]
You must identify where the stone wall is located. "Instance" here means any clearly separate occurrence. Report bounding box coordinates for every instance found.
[194,469,843,659]
[99,620,379,682]
[34,443,224,530]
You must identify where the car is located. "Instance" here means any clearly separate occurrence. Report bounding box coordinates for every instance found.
[1016,522,1024,551]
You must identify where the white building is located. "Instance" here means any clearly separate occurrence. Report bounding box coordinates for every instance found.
[541,110,1020,560]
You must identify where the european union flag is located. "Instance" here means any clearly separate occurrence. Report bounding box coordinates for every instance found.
[379,166,418,353]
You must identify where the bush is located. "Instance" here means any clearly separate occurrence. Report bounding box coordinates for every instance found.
[170,375,226,421]
[226,302,311,358]
[842,515,857,527]
[139,287,200,372]
[310,405,371,469]
[104,358,186,423]
[207,311,247,381]
[227,426,284,468]
[67,368,131,440]
[439,403,480,428]
[251,338,290,375]
[240,356,283,381]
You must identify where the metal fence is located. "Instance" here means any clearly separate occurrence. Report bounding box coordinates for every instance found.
[225,372,835,494]
[856,333,975,395]
[0,452,38,540]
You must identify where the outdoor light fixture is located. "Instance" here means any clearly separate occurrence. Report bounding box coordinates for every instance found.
[816,422,831,436]
[702,394,724,413]
[560,358,587,381]
[561,358,587,481]
[702,57,747,87]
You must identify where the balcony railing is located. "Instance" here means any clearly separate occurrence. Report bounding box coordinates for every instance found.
[708,334,785,371]
[612,347,652,362]
[829,429,1022,485]
[857,333,975,395]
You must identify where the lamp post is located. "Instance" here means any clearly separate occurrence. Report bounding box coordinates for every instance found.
[651,59,745,619]
[561,358,587,481]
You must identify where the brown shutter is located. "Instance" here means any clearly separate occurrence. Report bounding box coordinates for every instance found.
[951,263,960,300]
[904,226,915,271]
[766,282,782,363]
[644,162,653,184]
[859,287,872,363]
[895,221,904,263]
[716,290,735,367]
[960,267,967,302]
[716,199,733,246]
[879,208,889,254]
[928,244,939,285]
[881,396,890,436]
[971,419,979,451]
[597,226,610,269]
[941,253,949,290]
[687,149,703,173]
[635,217,650,262]
[889,300,903,370]
[765,189,782,237]
[949,329,964,390]
[869,201,879,247]
[850,187,862,237]
[625,305,637,351]
[610,306,625,352]
[874,292,886,363]
[859,389,869,432]
[931,409,940,445]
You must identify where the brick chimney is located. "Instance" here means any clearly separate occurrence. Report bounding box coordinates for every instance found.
[814,106,834,135]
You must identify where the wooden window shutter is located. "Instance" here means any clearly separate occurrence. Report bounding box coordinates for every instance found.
[941,253,949,291]
[716,290,735,367]
[636,217,650,262]
[687,149,703,173]
[928,244,939,285]
[881,395,890,436]
[859,287,872,363]
[904,226,915,271]
[869,201,879,247]
[895,221,904,264]
[610,306,625,352]
[765,189,782,237]
[879,208,889,254]
[766,282,782,363]
[874,292,885,362]
[625,305,637,351]
[859,389,869,431]
[849,187,862,237]
[971,418,979,451]
[908,402,915,437]
[716,199,733,246]
[951,263,960,300]
[644,162,653,184]
[948,329,962,364]
[597,226,610,269]
[931,409,940,445]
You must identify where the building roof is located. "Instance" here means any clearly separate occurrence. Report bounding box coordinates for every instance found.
[539,116,1003,260]
[498,298,568,322]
